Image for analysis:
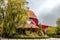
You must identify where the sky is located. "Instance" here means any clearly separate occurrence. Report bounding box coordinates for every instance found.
[27,0,60,26]
[4,0,60,26]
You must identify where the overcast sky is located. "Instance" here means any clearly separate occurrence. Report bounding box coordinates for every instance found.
[27,0,60,26]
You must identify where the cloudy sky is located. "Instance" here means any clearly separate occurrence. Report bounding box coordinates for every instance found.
[27,0,60,26]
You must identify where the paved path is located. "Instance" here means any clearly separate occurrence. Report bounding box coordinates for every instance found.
[1,38,60,40]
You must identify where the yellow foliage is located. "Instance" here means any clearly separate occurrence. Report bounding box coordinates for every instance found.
[46,26,57,35]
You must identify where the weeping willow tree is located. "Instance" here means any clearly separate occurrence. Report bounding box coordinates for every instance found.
[0,7,3,28]
[0,0,4,37]
[0,0,4,32]
[0,0,3,4]
[2,0,29,37]
[0,0,3,25]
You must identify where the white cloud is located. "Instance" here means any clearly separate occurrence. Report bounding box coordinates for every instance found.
[28,0,60,26]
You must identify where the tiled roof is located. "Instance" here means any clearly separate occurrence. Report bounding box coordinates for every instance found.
[27,10,37,18]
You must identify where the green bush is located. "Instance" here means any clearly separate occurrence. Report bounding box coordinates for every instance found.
[46,27,57,37]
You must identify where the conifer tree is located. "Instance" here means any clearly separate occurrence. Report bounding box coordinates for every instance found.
[56,18,60,35]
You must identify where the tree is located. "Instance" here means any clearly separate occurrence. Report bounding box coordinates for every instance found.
[0,0,4,25]
[0,0,4,37]
[0,0,3,4]
[56,18,60,35]
[2,0,29,37]
[46,27,57,37]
